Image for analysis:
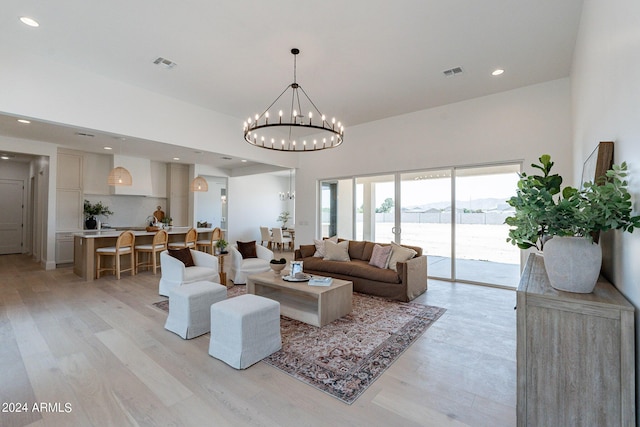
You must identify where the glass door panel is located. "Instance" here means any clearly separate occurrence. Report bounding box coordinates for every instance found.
[400,170,452,280]
[454,164,520,287]
[355,174,395,243]
[320,178,353,239]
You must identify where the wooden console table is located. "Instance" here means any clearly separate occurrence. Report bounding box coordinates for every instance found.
[517,254,635,426]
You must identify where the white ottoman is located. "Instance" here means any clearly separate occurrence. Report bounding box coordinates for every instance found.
[165,281,227,339]
[209,294,281,369]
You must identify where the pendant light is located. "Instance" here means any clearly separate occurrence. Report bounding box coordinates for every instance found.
[107,138,132,186]
[190,176,209,192]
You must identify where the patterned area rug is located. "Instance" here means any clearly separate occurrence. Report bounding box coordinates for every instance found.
[153,286,445,404]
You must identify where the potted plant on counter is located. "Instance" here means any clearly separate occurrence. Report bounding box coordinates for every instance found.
[83,200,114,230]
[505,155,640,293]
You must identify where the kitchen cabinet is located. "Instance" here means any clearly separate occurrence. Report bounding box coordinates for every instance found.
[517,254,635,426]
[55,232,74,264]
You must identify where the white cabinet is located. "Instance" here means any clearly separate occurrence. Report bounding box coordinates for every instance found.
[110,155,152,196]
[55,232,74,264]
[56,149,84,232]
[167,163,189,226]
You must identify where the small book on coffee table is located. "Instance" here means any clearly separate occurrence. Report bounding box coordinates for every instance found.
[309,276,332,286]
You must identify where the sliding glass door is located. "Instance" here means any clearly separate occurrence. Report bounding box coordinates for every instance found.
[319,162,521,287]
[454,165,520,286]
[400,170,452,280]
[355,175,396,243]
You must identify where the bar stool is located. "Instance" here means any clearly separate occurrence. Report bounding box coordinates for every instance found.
[96,230,135,279]
[168,227,197,250]
[196,227,222,254]
[135,229,168,274]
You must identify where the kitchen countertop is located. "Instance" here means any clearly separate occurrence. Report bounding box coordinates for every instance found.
[74,227,214,238]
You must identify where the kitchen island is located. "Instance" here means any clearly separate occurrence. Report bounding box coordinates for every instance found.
[74,227,215,281]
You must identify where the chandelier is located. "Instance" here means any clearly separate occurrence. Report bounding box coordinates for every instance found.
[244,48,344,152]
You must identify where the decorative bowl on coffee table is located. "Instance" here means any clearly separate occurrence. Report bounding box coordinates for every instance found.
[270,263,286,276]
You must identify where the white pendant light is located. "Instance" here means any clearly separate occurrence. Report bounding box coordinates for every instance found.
[190,176,209,192]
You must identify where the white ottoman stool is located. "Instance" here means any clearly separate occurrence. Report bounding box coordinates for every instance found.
[209,294,281,369]
[165,281,227,339]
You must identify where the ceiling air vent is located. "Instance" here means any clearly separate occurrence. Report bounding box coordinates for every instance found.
[153,57,177,69]
[443,66,463,77]
[74,132,95,137]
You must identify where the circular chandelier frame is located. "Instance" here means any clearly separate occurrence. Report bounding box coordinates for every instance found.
[243,48,344,152]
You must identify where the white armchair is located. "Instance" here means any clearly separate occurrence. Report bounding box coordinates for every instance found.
[159,249,219,296]
[228,244,273,285]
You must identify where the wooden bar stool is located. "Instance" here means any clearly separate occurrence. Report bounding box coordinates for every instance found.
[168,227,197,250]
[196,227,222,254]
[135,229,168,274]
[96,230,135,279]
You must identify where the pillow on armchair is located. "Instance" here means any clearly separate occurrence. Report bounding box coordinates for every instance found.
[237,240,258,259]
[168,247,195,267]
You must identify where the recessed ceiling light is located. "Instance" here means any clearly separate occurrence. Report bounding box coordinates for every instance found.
[492,69,505,76]
[17,119,31,124]
[19,17,39,27]
[104,146,113,150]
[241,159,248,163]
[173,157,180,161]
[1,154,15,160]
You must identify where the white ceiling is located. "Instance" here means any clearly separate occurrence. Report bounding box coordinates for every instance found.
[0,0,584,170]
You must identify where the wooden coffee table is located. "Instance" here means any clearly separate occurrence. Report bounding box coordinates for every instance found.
[246,271,353,327]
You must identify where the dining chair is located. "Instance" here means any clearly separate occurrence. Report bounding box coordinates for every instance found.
[135,229,168,274]
[96,230,136,279]
[197,227,222,254]
[271,227,292,252]
[168,227,197,250]
[260,226,273,248]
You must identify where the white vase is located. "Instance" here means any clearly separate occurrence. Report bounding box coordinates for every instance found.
[543,236,602,293]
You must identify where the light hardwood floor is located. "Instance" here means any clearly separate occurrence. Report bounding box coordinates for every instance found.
[0,254,516,427]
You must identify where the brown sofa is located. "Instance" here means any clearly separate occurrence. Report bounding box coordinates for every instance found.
[294,240,427,302]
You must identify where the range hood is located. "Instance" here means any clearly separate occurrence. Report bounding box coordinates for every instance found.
[110,155,153,196]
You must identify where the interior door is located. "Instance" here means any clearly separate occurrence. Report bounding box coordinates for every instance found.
[0,179,24,254]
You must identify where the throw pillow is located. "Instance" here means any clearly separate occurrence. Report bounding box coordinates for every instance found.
[168,248,195,267]
[369,244,392,269]
[313,235,338,257]
[387,242,417,271]
[323,240,350,262]
[237,240,258,259]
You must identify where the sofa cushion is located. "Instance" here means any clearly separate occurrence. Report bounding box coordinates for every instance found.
[299,244,316,258]
[237,241,258,259]
[168,248,195,267]
[388,242,417,271]
[348,240,367,260]
[303,257,400,283]
[324,240,350,261]
[362,241,376,261]
[369,244,392,269]
[314,236,337,257]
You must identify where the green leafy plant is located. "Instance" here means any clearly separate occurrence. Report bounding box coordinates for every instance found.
[505,155,640,250]
[215,239,228,250]
[270,257,287,264]
[83,200,114,219]
[277,211,291,228]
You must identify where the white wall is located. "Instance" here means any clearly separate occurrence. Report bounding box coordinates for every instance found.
[294,78,574,247]
[571,0,640,403]
[0,48,297,170]
[227,174,292,245]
